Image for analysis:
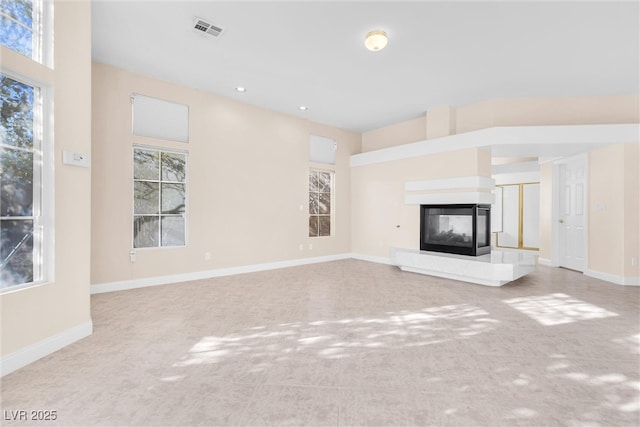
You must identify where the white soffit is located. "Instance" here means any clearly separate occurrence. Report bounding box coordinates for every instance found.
[350,124,640,167]
[494,171,541,186]
[492,161,539,175]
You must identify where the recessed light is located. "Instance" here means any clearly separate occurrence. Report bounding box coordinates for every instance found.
[299,106,308,111]
[235,87,246,92]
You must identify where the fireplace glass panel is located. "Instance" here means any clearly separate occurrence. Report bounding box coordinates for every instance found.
[425,208,473,248]
[421,204,491,256]
[477,208,489,248]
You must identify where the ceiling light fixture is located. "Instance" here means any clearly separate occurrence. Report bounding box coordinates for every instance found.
[299,106,308,111]
[365,30,388,51]
[235,87,246,92]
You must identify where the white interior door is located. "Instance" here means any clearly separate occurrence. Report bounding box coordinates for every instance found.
[558,156,587,271]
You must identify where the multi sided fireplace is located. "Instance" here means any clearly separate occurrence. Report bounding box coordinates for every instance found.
[420,204,491,256]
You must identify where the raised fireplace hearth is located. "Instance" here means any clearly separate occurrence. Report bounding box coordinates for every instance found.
[390,248,536,287]
[420,204,491,256]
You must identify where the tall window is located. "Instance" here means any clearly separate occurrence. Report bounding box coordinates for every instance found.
[133,147,187,248]
[309,169,332,237]
[1,74,43,289]
[0,0,42,62]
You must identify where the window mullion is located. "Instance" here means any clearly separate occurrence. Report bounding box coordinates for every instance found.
[158,184,162,247]
[0,12,35,32]
[0,144,35,154]
[31,0,42,63]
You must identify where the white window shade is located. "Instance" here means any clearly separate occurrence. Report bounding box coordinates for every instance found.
[132,94,189,143]
[310,135,336,164]
[498,185,520,248]
[522,183,540,248]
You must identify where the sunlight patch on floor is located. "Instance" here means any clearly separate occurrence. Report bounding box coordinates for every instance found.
[160,375,185,382]
[173,303,498,366]
[510,407,538,418]
[547,361,640,415]
[612,333,640,354]
[502,293,618,326]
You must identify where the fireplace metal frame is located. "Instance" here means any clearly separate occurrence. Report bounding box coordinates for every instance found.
[420,204,491,256]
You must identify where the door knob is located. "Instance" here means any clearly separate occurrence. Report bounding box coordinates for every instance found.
[559,219,564,223]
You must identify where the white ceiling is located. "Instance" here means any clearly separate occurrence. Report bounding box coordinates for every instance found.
[91,1,639,134]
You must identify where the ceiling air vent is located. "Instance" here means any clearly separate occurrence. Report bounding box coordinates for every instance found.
[193,18,223,37]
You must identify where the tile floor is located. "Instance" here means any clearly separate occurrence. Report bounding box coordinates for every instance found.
[1,260,639,426]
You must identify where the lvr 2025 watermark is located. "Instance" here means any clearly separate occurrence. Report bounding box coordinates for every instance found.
[4,410,58,421]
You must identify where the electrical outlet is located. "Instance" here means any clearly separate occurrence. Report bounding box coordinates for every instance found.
[632,257,638,267]
[62,150,90,168]
[308,243,313,250]
[205,252,211,261]
[299,244,303,251]
[129,250,136,263]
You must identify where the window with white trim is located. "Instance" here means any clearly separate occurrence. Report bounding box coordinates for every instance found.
[1,73,45,289]
[0,0,46,63]
[309,169,333,237]
[133,147,187,248]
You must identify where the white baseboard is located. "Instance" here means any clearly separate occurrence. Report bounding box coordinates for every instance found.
[537,257,557,267]
[91,253,353,294]
[349,253,393,265]
[1,321,93,377]
[584,269,640,286]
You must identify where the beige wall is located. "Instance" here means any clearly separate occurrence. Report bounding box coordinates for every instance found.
[1,0,92,356]
[361,95,639,153]
[91,63,361,286]
[588,143,640,278]
[457,95,640,134]
[426,105,456,140]
[362,116,426,152]
[623,143,639,278]
[589,144,627,276]
[351,148,490,259]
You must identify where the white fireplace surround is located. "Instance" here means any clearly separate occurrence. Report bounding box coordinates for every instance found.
[390,248,537,287]
[405,175,495,205]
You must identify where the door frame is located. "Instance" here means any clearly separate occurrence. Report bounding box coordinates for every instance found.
[551,153,589,271]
